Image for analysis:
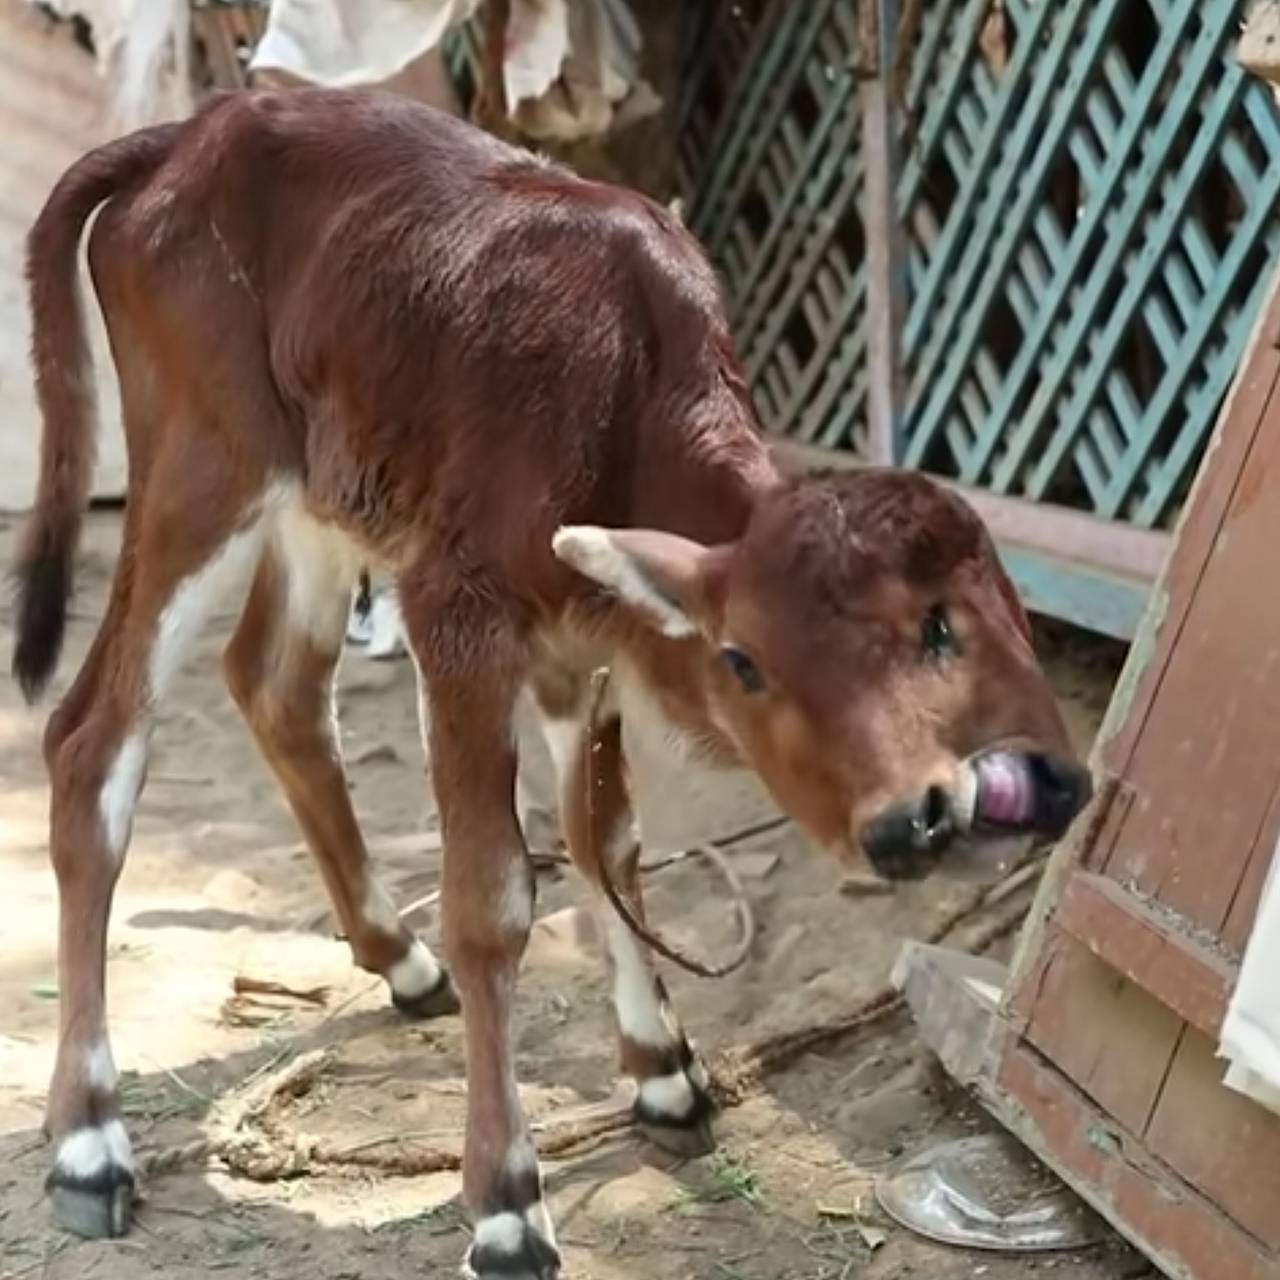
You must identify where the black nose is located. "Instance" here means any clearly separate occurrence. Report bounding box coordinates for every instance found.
[861,785,955,880]
[1031,753,1093,839]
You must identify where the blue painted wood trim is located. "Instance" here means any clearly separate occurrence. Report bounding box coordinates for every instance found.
[997,546,1152,642]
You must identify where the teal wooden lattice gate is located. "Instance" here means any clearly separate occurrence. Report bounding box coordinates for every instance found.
[681,0,1280,639]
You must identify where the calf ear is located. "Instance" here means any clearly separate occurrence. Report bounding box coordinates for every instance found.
[552,526,728,639]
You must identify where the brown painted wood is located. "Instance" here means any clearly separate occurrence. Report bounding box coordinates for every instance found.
[936,259,1280,1280]
[897,941,1279,1280]
[1143,1027,1280,1252]
[1222,797,1280,956]
[1023,932,1186,1137]
[1056,872,1237,1039]
[994,1042,1279,1280]
[1092,266,1280,778]
[1098,405,1280,930]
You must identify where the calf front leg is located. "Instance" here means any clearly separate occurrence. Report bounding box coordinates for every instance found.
[412,633,558,1280]
[535,683,715,1157]
[224,548,456,1019]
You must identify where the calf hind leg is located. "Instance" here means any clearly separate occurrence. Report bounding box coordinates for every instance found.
[223,513,457,1018]
[42,494,269,1238]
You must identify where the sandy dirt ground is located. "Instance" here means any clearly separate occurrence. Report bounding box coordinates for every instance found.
[0,510,1152,1280]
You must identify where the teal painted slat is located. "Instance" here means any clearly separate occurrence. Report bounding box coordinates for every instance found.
[742,157,864,381]
[688,0,810,230]
[1134,250,1280,525]
[729,70,859,319]
[1092,43,1221,320]
[803,320,870,443]
[900,0,1070,365]
[774,258,870,425]
[702,1,841,254]
[903,0,1154,470]
[1118,183,1280,522]
[933,0,1220,482]
[734,128,862,348]
[679,0,1280,634]
[1009,67,1257,508]
[902,0,959,125]
[997,547,1152,641]
[896,0,1020,218]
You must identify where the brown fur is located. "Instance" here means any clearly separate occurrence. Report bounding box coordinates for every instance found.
[12,89,1084,1272]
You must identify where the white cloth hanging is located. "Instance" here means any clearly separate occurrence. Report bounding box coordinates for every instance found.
[249,0,478,90]
[1218,829,1280,1116]
[29,0,193,127]
[250,0,657,141]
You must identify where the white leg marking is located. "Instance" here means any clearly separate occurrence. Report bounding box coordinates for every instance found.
[471,1197,557,1259]
[386,939,444,1001]
[275,497,364,646]
[532,698,672,1051]
[524,1198,558,1249]
[84,1039,118,1094]
[602,908,677,1049]
[363,877,406,937]
[99,731,149,862]
[149,513,270,698]
[638,1070,697,1120]
[505,1137,539,1180]
[54,1119,133,1178]
[498,860,536,936]
[410,655,433,764]
[97,506,270,862]
[473,1211,527,1254]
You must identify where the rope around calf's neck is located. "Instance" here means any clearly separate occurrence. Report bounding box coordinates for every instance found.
[583,667,756,979]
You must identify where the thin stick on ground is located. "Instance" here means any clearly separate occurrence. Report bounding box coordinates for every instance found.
[133,857,1039,1185]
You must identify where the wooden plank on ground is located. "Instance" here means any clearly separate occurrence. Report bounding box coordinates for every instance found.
[896,939,1279,1280]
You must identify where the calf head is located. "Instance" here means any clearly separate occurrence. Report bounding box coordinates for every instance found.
[554,470,1092,881]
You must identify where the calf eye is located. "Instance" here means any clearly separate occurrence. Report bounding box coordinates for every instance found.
[720,646,765,693]
[922,605,956,659]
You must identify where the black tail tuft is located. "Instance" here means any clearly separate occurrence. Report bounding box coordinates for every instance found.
[11,543,71,704]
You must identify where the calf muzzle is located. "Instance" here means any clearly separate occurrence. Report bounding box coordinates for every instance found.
[860,750,1093,881]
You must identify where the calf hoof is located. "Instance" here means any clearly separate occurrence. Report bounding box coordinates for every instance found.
[390,966,461,1020]
[46,1123,135,1239]
[634,1068,717,1159]
[48,1179,133,1239]
[466,1215,561,1280]
[636,1110,717,1159]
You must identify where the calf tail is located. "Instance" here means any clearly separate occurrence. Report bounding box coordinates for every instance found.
[12,124,179,703]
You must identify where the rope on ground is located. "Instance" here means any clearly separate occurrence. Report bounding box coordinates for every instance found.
[710,858,1041,1102]
[134,853,1043,1185]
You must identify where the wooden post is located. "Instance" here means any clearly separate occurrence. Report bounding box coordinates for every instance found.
[860,0,907,466]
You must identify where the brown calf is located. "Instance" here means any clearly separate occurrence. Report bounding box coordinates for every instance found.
[12,89,1090,1278]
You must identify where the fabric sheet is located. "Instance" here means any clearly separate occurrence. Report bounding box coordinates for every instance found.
[1218,829,1280,1116]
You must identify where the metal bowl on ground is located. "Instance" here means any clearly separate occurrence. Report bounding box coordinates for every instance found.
[875,1132,1106,1253]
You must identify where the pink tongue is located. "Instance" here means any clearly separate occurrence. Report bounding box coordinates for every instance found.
[976,754,1034,826]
